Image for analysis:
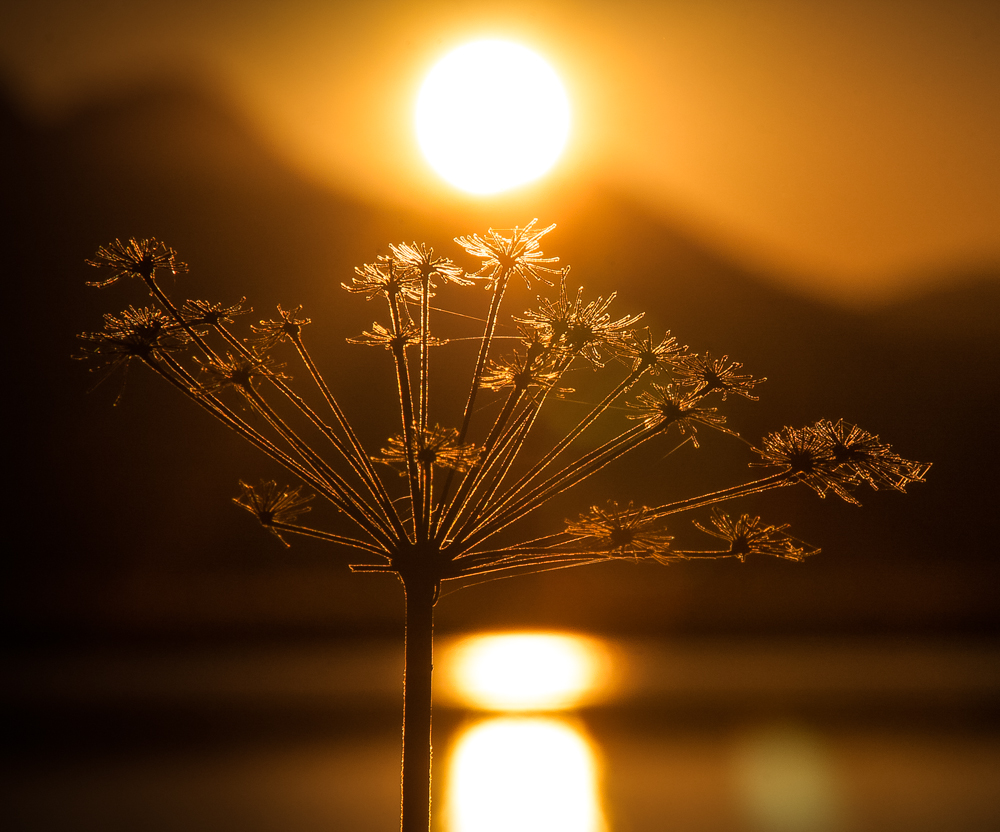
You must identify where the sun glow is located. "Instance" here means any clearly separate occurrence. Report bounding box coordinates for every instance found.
[416,40,571,194]
[442,632,607,711]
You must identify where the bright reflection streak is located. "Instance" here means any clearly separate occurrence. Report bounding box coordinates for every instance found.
[447,717,605,832]
[443,632,608,711]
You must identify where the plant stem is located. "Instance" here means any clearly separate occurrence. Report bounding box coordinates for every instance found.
[400,573,436,832]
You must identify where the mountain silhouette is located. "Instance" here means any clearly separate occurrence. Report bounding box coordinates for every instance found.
[5,77,997,641]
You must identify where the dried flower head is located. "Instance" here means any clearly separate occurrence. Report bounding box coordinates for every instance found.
[481,347,563,392]
[455,219,561,288]
[344,256,421,301]
[251,305,312,351]
[389,242,472,287]
[813,419,931,493]
[86,238,188,287]
[751,424,857,502]
[518,273,643,366]
[674,352,764,400]
[565,501,673,555]
[79,305,190,367]
[197,354,287,394]
[79,226,929,832]
[615,329,689,375]
[692,509,818,562]
[377,426,479,473]
[628,383,729,446]
[347,321,441,352]
[181,298,249,329]
[233,479,313,546]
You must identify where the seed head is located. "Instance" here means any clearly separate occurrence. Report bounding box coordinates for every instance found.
[518,272,643,366]
[79,305,190,368]
[86,238,188,287]
[628,383,729,446]
[455,219,560,288]
[615,329,689,375]
[344,256,421,301]
[376,426,480,473]
[233,479,313,547]
[673,352,764,400]
[251,305,311,351]
[692,509,818,562]
[813,419,931,492]
[181,298,249,331]
[565,501,673,556]
[197,354,287,394]
[389,242,473,287]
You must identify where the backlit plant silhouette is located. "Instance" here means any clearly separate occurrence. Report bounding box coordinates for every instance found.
[80,223,929,832]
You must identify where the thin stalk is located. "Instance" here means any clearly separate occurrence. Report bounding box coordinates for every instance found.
[158,343,389,542]
[419,278,431,434]
[146,355,374,528]
[442,392,544,545]
[386,292,424,541]
[643,471,795,520]
[418,280,432,532]
[293,337,407,537]
[243,386,395,541]
[400,574,436,832]
[456,267,512,444]
[449,374,574,543]
[263,371,405,535]
[141,275,220,362]
[453,555,612,583]
[433,267,512,533]
[468,423,656,544]
[210,319,401,532]
[489,366,646,514]
[437,346,575,544]
[433,385,526,543]
[265,521,392,556]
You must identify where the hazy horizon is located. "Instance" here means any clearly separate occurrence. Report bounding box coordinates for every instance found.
[3,0,999,306]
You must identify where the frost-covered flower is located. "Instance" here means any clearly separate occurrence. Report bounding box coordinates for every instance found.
[86,238,188,287]
[455,219,561,288]
[753,421,929,504]
[673,352,763,400]
[481,346,563,392]
[615,329,689,375]
[197,354,287,394]
[752,424,856,502]
[347,321,443,352]
[79,305,190,367]
[251,305,311,351]
[344,256,421,301]
[518,273,643,366]
[377,426,479,473]
[181,298,249,329]
[813,418,930,492]
[233,479,313,546]
[692,509,817,561]
[389,242,472,287]
[628,383,729,445]
[565,501,673,555]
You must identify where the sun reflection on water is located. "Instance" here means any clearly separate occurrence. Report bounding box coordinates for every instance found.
[447,717,604,832]
[442,632,609,832]
[442,631,611,711]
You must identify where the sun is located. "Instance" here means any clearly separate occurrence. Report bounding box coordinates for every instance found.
[416,40,571,195]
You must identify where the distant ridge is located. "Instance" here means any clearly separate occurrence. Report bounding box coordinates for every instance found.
[868,271,1000,342]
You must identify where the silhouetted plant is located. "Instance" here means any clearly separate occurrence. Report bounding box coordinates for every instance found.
[80,223,929,832]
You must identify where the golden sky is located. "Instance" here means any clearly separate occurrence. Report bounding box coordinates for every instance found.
[3,0,998,304]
